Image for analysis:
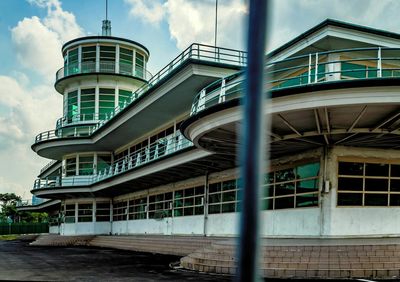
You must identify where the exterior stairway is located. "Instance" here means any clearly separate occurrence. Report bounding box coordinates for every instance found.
[30,234,94,246]
[89,235,221,256]
[180,238,400,279]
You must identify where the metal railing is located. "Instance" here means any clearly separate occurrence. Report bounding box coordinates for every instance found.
[39,160,59,174]
[35,43,247,144]
[56,61,153,82]
[55,113,103,129]
[191,47,400,115]
[33,132,193,189]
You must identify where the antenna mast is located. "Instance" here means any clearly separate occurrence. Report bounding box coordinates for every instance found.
[102,0,112,36]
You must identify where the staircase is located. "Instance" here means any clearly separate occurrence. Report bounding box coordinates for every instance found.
[180,239,400,279]
[30,234,94,247]
[89,235,221,256]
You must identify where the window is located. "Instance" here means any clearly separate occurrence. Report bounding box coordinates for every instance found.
[118,89,133,108]
[113,201,127,221]
[120,47,133,75]
[274,63,325,89]
[99,45,115,72]
[135,52,145,78]
[148,192,172,218]
[96,202,110,222]
[97,154,111,174]
[78,156,94,175]
[208,179,240,214]
[65,90,78,122]
[65,157,76,176]
[66,48,79,75]
[82,46,96,72]
[64,204,75,223]
[263,162,320,210]
[80,88,95,120]
[128,197,147,220]
[337,161,400,206]
[173,186,204,217]
[99,88,115,119]
[78,203,92,222]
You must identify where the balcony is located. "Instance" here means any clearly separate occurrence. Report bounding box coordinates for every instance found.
[33,132,193,190]
[190,47,400,116]
[34,43,247,145]
[55,61,153,83]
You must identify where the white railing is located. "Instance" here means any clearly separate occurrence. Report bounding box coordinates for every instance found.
[191,47,400,115]
[33,132,193,189]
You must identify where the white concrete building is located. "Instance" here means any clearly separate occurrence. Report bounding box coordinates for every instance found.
[18,19,400,240]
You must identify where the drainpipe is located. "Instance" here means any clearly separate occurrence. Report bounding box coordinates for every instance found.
[203,172,209,236]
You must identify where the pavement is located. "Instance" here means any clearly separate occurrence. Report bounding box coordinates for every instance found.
[0,239,397,281]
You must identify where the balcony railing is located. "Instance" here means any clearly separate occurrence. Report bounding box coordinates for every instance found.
[55,113,103,129]
[35,43,247,144]
[33,132,193,190]
[16,198,47,207]
[191,47,400,115]
[56,61,153,82]
[40,160,59,174]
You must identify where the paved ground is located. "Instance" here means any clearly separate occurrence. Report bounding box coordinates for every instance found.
[0,240,229,281]
[0,239,395,281]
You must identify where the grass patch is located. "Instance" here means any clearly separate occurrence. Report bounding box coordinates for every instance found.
[0,235,18,241]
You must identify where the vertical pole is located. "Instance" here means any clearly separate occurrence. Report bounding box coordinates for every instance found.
[236,0,268,281]
[377,47,382,78]
[214,0,218,47]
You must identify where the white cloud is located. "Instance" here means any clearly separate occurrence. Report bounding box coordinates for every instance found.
[124,0,166,25]
[11,0,84,80]
[0,0,79,199]
[125,0,247,50]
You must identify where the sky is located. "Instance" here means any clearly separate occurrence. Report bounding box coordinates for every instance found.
[1,0,400,200]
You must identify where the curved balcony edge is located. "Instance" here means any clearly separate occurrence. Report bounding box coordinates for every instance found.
[189,47,400,117]
[55,61,152,85]
[32,133,194,191]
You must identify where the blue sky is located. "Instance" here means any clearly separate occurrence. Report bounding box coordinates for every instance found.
[1,0,400,199]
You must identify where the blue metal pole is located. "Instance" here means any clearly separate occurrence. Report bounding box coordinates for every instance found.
[236,0,268,281]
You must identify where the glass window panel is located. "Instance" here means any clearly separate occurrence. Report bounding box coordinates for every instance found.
[184,207,194,216]
[208,204,220,214]
[365,193,388,206]
[184,198,194,206]
[209,194,221,204]
[275,183,295,196]
[275,168,296,182]
[391,179,400,192]
[365,178,388,192]
[338,162,363,176]
[263,185,274,198]
[337,193,362,206]
[297,163,320,179]
[274,197,294,209]
[390,194,400,206]
[222,191,236,202]
[174,208,183,217]
[184,188,194,197]
[365,163,389,177]
[194,206,204,215]
[297,179,319,193]
[341,62,367,79]
[262,198,273,210]
[118,89,133,108]
[338,177,363,191]
[209,183,221,193]
[391,165,400,177]
[222,203,235,213]
[296,193,318,208]
[222,180,236,191]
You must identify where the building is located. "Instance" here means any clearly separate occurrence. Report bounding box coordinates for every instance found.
[17,18,400,278]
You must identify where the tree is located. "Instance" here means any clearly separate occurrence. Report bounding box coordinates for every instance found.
[0,193,21,222]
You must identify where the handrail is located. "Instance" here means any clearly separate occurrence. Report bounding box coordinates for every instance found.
[33,131,193,190]
[35,43,247,144]
[56,61,153,82]
[191,47,400,115]
[40,160,59,174]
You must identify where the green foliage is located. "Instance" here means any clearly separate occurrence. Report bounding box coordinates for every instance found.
[0,193,48,223]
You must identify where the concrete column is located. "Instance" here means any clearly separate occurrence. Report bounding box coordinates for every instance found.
[115,44,120,74]
[96,44,100,72]
[132,50,136,76]
[93,200,96,223]
[75,202,78,225]
[326,53,341,81]
[77,87,81,116]
[95,85,99,117]
[115,84,119,109]
[78,45,82,72]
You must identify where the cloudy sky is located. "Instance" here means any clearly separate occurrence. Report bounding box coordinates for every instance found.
[1,0,400,200]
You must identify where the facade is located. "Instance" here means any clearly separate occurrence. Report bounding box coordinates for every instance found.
[17,19,400,240]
